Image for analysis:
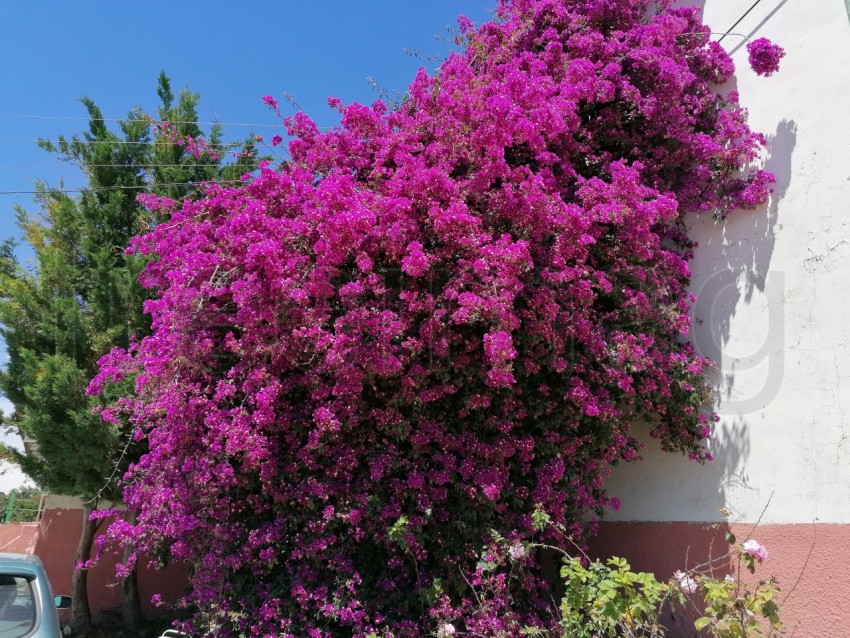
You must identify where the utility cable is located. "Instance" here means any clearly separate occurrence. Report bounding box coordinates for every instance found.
[0,114,283,129]
[0,138,248,147]
[0,179,250,197]
[718,0,767,43]
[0,162,265,169]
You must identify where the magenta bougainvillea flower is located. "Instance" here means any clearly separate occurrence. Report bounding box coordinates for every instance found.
[747,38,785,77]
[90,0,779,635]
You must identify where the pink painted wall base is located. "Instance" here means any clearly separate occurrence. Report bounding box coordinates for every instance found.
[0,522,39,554]
[589,521,848,638]
[0,506,189,624]
[7,511,844,634]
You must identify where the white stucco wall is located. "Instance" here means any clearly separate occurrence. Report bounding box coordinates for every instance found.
[605,0,850,524]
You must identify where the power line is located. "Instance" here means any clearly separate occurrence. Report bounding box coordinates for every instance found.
[718,0,767,43]
[0,179,251,197]
[0,138,249,147]
[0,114,284,129]
[0,162,266,169]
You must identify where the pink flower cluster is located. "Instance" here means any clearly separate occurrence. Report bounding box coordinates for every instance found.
[155,121,220,161]
[91,0,777,635]
[747,38,785,77]
[742,539,769,561]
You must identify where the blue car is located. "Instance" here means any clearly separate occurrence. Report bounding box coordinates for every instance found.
[0,553,70,638]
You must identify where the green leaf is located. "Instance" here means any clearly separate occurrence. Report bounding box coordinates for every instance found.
[387,515,409,545]
[694,616,713,631]
[725,531,736,545]
[531,504,551,531]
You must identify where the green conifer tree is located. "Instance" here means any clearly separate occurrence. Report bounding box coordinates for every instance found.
[0,73,259,633]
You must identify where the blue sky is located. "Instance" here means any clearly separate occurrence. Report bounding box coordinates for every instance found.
[0,1,494,490]
[0,1,494,200]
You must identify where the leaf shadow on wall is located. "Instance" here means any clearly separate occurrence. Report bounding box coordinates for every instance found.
[683,117,796,521]
[689,119,796,416]
[726,0,791,56]
[594,118,796,637]
[600,119,796,527]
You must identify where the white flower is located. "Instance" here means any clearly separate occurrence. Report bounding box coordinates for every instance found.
[438,623,456,637]
[673,569,698,594]
[508,543,526,560]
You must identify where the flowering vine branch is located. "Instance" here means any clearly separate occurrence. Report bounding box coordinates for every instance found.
[89,1,783,635]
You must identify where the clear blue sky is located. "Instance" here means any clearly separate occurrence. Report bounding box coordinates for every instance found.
[0,1,494,489]
[0,1,494,201]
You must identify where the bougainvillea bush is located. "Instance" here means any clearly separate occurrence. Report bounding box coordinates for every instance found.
[91,0,777,635]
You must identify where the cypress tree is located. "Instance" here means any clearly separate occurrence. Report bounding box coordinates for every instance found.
[0,72,259,633]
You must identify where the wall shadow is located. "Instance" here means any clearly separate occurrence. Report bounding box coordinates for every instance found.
[587,521,734,636]
[601,121,796,521]
[726,0,791,55]
[601,415,750,524]
[689,119,796,415]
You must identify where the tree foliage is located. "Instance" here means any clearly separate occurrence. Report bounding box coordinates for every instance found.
[0,72,258,632]
[0,488,44,523]
[93,2,776,636]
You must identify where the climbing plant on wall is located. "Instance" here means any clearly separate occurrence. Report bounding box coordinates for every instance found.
[91,1,782,635]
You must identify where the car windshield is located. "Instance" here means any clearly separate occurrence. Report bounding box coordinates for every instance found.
[0,575,36,637]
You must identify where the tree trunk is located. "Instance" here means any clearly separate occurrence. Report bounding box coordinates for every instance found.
[70,504,100,634]
[121,510,144,630]
[121,563,143,630]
